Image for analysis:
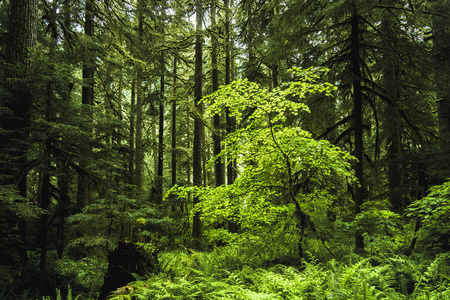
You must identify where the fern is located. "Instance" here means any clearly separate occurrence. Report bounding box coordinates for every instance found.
[105,247,450,300]
[40,286,80,300]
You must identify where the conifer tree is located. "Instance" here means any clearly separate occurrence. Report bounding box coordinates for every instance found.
[1,0,39,265]
[211,0,224,188]
[77,0,95,210]
[135,0,144,191]
[433,1,450,173]
[192,0,204,247]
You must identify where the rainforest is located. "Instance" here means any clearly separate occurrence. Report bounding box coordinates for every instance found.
[0,0,449,299]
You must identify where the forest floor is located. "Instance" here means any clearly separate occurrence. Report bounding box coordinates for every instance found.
[9,245,448,300]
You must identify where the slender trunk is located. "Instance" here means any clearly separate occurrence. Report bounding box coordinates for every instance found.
[171,57,178,187]
[156,52,165,204]
[269,8,278,89]
[381,6,403,213]
[187,106,191,186]
[246,1,255,82]
[135,74,143,190]
[152,111,158,178]
[135,0,144,190]
[225,0,238,233]
[212,1,224,187]
[37,98,51,267]
[105,63,113,147]
[350,8,364,252]
[225,0,235,187]
[225,0,231,86]
[77,0,95,209]
[129,80,136,184]
[55,0,73,259]
[57,163,71,258]
[39,2,59,270]
[184,104,191,220]
[38,171,51,271]
[192,0,204,248]
[203,130,208,186]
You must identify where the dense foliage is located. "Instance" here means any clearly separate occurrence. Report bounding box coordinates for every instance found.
[0,0,449,299]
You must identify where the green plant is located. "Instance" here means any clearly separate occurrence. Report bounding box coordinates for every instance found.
[55,257,107,293]
[167,69,355,259]
[406,181,450,252]
[40,286,81,300]
[106,248,450,300]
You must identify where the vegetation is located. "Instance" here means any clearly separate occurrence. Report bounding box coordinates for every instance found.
[0,0,449,299]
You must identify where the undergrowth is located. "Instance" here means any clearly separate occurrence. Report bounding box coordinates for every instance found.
[2,245,448,299]
[105,248,450,300]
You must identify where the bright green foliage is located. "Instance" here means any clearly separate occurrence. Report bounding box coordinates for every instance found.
[168,67,355,256]
[202,68,354,243]
[355,200,405,254]
[406,181,450,252]
[113,248,450,300]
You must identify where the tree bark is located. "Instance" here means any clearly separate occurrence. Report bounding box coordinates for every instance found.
[245,0,256,82]
[155,13,166,204]
[224,0,239,233]
[381,4,403,213]
[171,57,178,187]
[129,80,136,184]
[135,0,144,191]
[156,52,165,204]
[38,1,59,271]
[433,1,450,178]
[225,0,236,187]
[55,0,74,259]
[77,0,95,210]
[2,0,38,191]
[1,0,39,265]
[269,7,278,89]
[212,1,224,187]
[192,0,204,248]
[350,7,365,252]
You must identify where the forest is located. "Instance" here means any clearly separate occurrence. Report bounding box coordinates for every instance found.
[0,0,450,299]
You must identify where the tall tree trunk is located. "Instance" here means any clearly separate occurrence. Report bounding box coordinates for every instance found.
[129,80,136,184]
[155,12,166,203]
[56,162,71,259]
[156,51,165,204]
[1,0,38,264]
[381,5,403,213]
[212,1,224,187]
[225,0,231,87]
[226,0,236,187]
[245,0,256,82]
[269,7,278,89]
[38,1,59,271]
[38,171,51,271]
[350,7,365,252]
[192,0,204,248]
[171,57,178,187]
[55,0,74,259]
[135,0,144,190]
[224,0,238,233]
[433,1,450,177]
[77,0,95,209]
[187,105,192,188]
